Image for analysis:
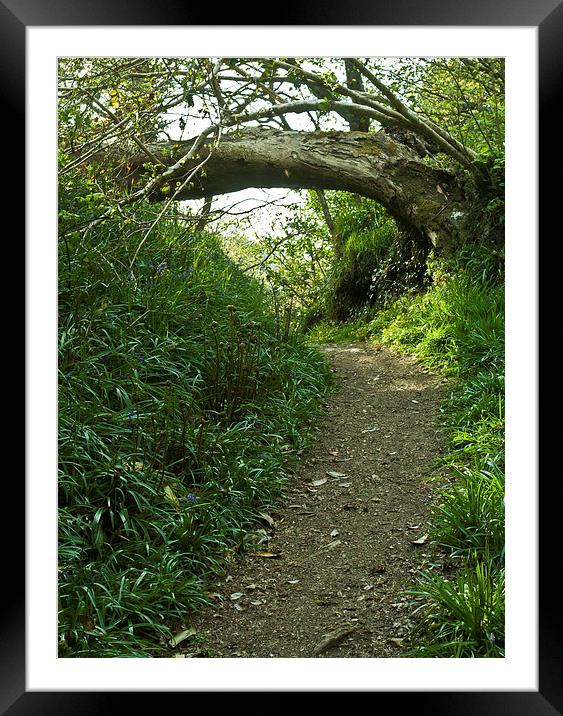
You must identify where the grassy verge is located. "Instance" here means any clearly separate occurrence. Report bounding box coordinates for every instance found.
[58,185,332,657]
[306,250,505,657]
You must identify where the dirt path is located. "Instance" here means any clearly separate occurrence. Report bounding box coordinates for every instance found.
[185,343,447,658]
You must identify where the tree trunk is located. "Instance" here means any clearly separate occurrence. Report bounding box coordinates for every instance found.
[343,60,371,132]
[93,128,466,253]
[314,189,342,257]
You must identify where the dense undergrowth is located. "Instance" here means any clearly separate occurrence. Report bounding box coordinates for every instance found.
[306,244,505,657]
[58,178,332,657]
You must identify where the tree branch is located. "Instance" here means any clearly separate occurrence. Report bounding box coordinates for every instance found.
[349,59,479,171]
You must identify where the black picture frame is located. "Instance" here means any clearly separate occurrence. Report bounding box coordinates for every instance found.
[13,1,558,712]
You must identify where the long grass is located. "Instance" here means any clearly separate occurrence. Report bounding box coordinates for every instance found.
[58,175,332,657]
[408,558,505,658]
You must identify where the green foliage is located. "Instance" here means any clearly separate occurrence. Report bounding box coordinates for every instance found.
[307,253,504,368]
[407,559,505,657]
[221,192,333,324]
[432,464,504,563]
[383,57,505,158]
[58,171,331,657]
[323,198,399,322]
[225,190,428,331]
[324,225,397,322]
[58,57,205,150]
[456,150,505,250]
[295,191,425,324]
[377,273,504,376]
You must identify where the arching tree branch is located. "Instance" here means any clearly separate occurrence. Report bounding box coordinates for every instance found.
[87,127,465,253]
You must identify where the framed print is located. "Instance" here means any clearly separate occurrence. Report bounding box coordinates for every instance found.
[12,0,558,712]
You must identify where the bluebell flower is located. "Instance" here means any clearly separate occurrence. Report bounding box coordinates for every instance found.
[186,493,199,504]
[156,261,168,276]
[127,408,137,430]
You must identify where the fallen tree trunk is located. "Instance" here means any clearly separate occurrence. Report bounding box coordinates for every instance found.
[89,128,468,253]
